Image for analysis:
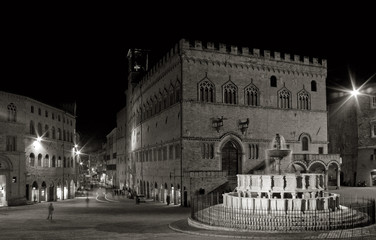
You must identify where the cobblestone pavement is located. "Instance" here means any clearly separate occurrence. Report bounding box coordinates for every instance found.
[0,187,375,240]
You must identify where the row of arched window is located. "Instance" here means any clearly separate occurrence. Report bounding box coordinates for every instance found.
[134,82,181,124]
[29,153,75,168]
[198,79,312,110]
[30,105,73,126]
[29,121,74,142]
[134,144,181,162]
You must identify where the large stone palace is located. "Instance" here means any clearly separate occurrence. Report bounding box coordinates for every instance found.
[0,91,78,206]
[124,39,341,207]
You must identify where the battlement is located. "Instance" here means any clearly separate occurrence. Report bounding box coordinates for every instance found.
[137,38,327,87]
[181,39,327,67]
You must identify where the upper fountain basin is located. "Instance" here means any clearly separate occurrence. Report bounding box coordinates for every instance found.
[267,149,292,158]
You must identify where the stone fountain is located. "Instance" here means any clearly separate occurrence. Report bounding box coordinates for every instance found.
[189,134,373,231]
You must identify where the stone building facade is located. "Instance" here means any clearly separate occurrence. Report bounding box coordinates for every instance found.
[328,83,376,186]
[125,39,340,207]
[0,91,78,206]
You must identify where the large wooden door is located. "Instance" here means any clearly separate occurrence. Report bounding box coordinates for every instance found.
[222,141,238,176]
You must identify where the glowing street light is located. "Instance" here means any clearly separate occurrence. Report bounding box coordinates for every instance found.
[36,136,42,142]
[350,88,360,97]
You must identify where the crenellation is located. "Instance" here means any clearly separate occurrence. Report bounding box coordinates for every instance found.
[230,45,237,54]
[195,40,202,49]
[294,54,300,62]
[313,58,319,65]
[304,56,309,64]
[264,50,271,58]
[253,48,260,57]
[206,41,214,50]
[284,53,291,62]
[275,52,281,60]
[219,43,226,53]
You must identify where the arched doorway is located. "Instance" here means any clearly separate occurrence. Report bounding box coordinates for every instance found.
[41,182,47,202]
[48,183,54,201]
[222,141,240,181]
[32,181,39,202]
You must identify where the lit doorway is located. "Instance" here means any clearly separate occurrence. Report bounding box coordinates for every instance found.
[0,175,6,207]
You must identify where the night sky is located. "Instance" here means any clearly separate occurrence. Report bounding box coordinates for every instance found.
[3,5,375,150]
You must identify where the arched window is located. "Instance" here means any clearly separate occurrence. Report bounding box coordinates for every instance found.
[270,76,277,87]
[302,136,309,151]
[45,125,49,138]
[58,157,61,167]
[223,81,237,104]
[7,103,17,122]
[51,127,56,139]
[57,128,61,140]
[297,89,310,110]
[52,156,56,167]
[278,88,292,109]
[198,79,215,102]
[30,153,35,166]
[63,157,67,168]
[44,155,49,168]
[38,153,42,167]
[30,121,35,135]
[37,123,42,136]
[245,84,259,106]
[311,80,317,92]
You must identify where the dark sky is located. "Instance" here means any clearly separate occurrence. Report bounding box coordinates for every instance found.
[3,5,375,149]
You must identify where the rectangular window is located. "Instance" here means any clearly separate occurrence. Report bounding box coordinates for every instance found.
[45,110,48,117]
[372,122,376,138]
[319,147,324,154]
[31,106,34,113]
[163,146,167,161]
[175,144,181,159]
[371,96,376,109]
[169,145,174,160]
[6,136,16,151]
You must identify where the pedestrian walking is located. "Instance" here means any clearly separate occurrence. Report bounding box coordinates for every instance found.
[85,196,90,207]
[47,203,54,220]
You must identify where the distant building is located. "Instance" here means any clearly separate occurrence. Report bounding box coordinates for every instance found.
[116,106,127,190]
[105,128,117,187]
[124,39,341,207]
[0,91,78,206]
[328,83,376,186]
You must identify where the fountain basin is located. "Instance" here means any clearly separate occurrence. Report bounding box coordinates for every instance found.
[267,149,291,158]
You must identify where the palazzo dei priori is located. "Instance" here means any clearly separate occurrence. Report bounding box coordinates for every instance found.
[124,39,341,206]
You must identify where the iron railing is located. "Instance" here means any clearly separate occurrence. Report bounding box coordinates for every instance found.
[191,192,375,231]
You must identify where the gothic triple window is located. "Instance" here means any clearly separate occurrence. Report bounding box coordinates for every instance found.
[7,103,17,122]
[297,89,310,110]
[278,87,292,109]
[223,81,237,104]
[198,78,215,102]
[245,84,259,106]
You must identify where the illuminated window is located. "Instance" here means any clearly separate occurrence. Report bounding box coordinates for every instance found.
[38,154,42,166]
[372,122,376,138]
[371,96,376,109]
[30,153,35,166]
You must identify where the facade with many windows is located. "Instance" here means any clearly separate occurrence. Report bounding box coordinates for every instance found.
[125,39,340,207]
[0,91,78,206]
